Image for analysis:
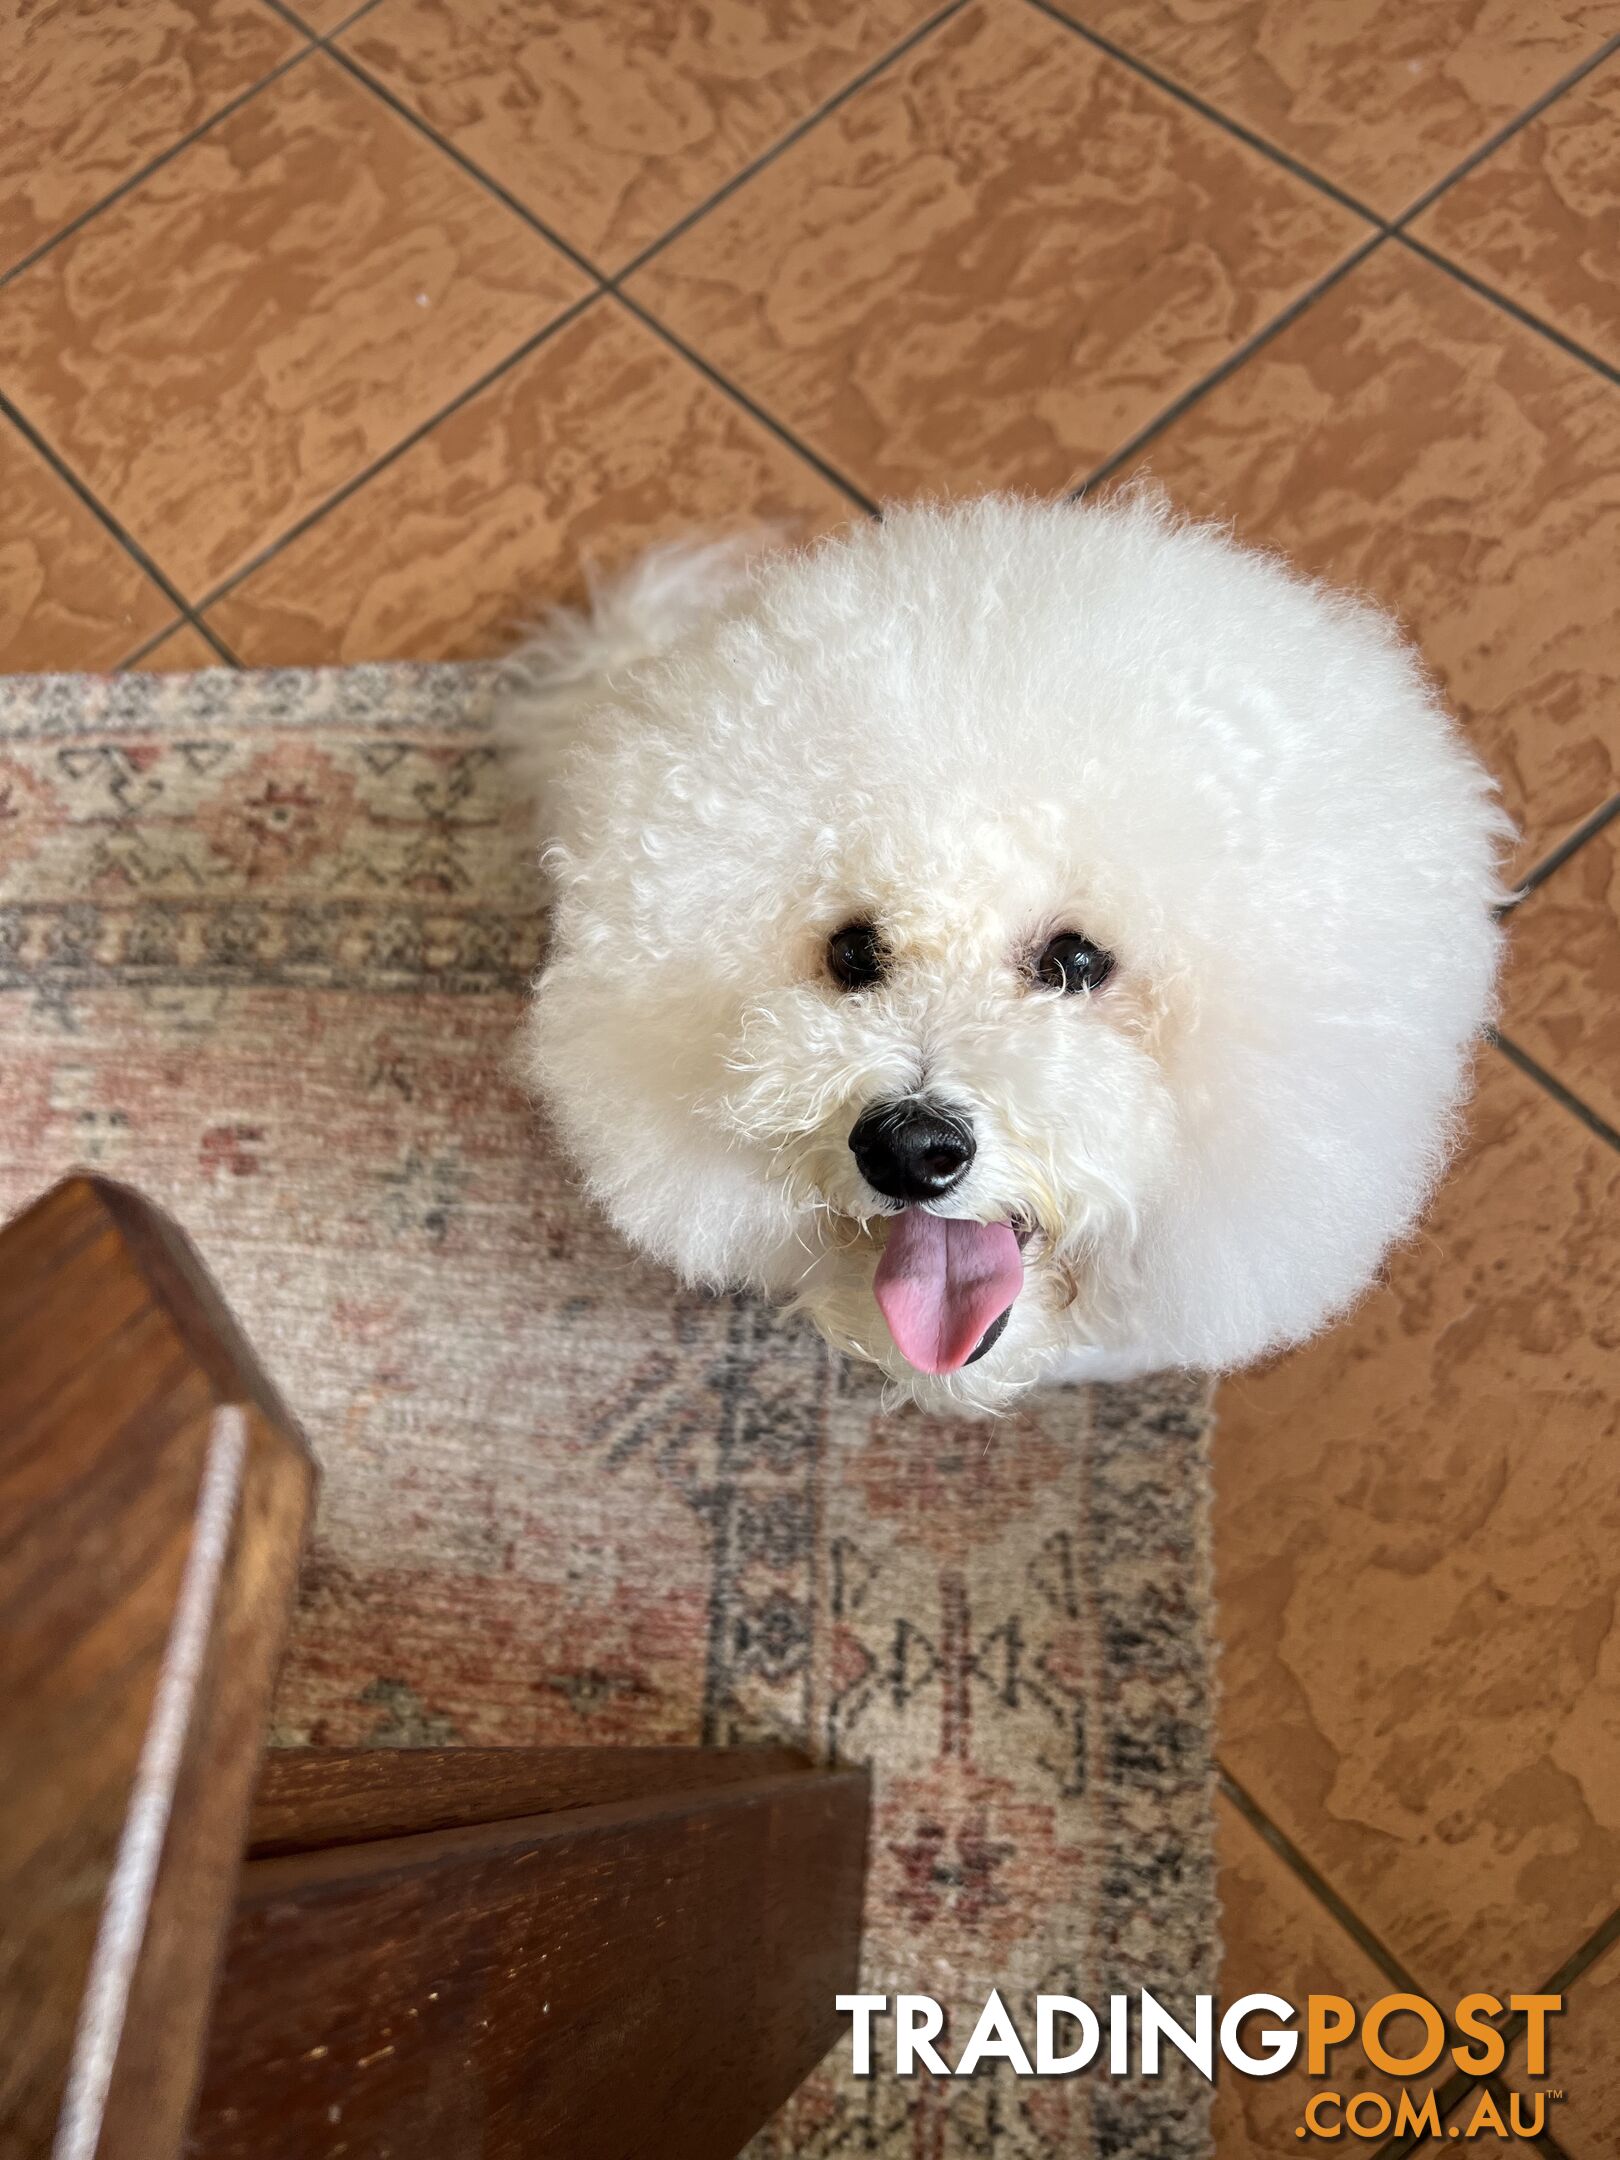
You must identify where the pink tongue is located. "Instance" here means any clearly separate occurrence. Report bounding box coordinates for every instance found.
[873,1212,1024,1375]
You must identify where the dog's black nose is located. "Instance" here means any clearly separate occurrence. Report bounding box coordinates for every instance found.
[849,1100,975,1202]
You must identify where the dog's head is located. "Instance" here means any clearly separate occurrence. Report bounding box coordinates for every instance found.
[518,496,1507,1411]
[706,815,1182,1407]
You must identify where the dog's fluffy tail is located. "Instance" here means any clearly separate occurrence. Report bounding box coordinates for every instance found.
[498,536,767,809]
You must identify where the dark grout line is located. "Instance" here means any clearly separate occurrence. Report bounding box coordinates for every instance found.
[1019,2,1620,449]
[1391,31,1620,227]
[255,0,320,28]
[1024,0,1382,226]
[1216,1766,1433,1998]
[1490,1033,1620,1155]
[258,0,385,36]
[1373,2062,1571,2159]
[116,613,243,672]
[1513,795,1620,901]
[320,42,604,284]
[1367,1923,1604,2160]
[0,385,205,629]
[1488,2076,1573,2160]
[190,282,876,632]
[614,0,974,282]
[1030,0,1620,271]
[342,0,1410,539]
[1029,4,1620,494]
[1219,1773,1583,2160]
[1355,1916,1602,2158]
[1536,1895,1620,2001]
[12,0,1612,671]
[0,0,395,648]
[1396,233,1620,386]
[320,43,881,521]
[2,389,246,666]
[192,615,244,667]
[1222,1729,1602,2157]
[1215,1784,1577,2159]
[611,292,880,518]
[0,43,319,296]
[1076,232,1385,494]
[1371,2064,1485,2158]
[1029,0,1620,434]
[1031,2,1620,520]
[329,0,1392,538]
[191,292,601,618]
[1412,1902,1620,2160]
[2,18,604,650]
[115,617,187,669]
[16,0,882,667]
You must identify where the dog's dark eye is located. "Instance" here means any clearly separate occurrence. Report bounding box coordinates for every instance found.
[827,921,885,991]
[1035,931,1114,995]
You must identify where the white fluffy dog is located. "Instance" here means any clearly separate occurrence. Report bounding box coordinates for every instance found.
[503,494,1508,1413]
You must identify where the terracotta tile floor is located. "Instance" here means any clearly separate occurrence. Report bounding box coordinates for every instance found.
[3,1,1617,2149]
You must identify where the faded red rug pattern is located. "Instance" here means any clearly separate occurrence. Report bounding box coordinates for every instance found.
[0,666,1215,2157]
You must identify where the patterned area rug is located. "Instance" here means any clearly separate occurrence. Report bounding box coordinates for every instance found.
[0,665,1216,2158]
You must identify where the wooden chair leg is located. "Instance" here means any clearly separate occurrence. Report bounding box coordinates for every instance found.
[0,1176,315,2160]
[246,1742,824,1855]
[196,1748,870,2160]
[0,1178,870,2160]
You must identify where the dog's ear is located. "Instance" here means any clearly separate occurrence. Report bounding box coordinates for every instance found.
[495,534,777,833]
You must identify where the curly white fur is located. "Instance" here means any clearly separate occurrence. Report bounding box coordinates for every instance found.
[501,494,1510,1413]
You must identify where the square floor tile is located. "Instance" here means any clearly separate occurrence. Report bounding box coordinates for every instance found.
[342,0,940,270]
[1505,1933,1619,2156]
[206,299,855,665]
[1213,1792,1417,2154]
[1412,51,1620,373]
[125,621,223,671]
[1502,817,1620,1135]
[0,418,172,671]
[1213,1048,1620,2000]
[1115,244,1620,868]
[0,51,588,599]
[1,0,302,278]
[1050,0,1620,218]
[627,0,1365,500]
